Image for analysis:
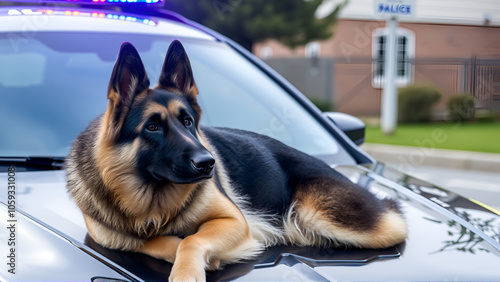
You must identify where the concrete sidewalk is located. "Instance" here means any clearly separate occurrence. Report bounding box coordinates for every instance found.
[360,143,500,173]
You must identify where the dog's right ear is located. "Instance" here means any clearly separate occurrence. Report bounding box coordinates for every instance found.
[105,43,150,141]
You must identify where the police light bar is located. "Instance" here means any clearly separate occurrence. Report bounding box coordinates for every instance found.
[7,8,158,26]
[9,0,163,4]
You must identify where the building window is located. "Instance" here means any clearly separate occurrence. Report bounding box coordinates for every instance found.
[305,41,320,58]
[372,27,414,88]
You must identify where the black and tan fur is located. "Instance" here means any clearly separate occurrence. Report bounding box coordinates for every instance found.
[66,41,408,281]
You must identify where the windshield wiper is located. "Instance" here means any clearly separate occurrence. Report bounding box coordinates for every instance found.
[0,156,65,169]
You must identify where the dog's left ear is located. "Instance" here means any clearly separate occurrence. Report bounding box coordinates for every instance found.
[158,40,199,97]
[108,42,150,108]
[105,43,149,141]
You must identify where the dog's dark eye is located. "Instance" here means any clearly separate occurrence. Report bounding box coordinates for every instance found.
[184,117,193,127]
[146,123,159,132]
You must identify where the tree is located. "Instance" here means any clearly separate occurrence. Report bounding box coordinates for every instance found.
[164,0,347,51]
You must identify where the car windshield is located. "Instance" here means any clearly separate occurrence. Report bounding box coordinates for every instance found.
[0,32,346,161]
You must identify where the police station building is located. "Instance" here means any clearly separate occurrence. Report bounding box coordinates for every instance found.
[254,0,500,118]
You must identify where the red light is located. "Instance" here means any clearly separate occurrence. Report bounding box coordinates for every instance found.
[99,13,105,18]
[91,12,98,17]
[46,10,53,15]
[92,0,99,2]
[73,11,80,16]
[64,10,71,16]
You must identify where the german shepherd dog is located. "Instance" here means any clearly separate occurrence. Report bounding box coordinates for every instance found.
[66,40,407,281]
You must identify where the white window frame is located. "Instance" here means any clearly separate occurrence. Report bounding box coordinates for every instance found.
[372,27,415,88]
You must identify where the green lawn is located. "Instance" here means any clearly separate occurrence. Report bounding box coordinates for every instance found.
[365,122,500,154]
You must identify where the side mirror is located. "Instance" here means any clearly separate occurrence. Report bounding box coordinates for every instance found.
[324,112,366,146]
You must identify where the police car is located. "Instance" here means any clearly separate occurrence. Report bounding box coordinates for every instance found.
[1,1,500,281]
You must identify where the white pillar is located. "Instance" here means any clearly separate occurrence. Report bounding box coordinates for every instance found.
[381,17,398,135]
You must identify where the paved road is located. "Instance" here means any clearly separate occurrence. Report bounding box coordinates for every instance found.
[388,163,500,212]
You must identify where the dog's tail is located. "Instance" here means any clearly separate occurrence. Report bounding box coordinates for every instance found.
[359,198,408,248]
[282,180,408,249]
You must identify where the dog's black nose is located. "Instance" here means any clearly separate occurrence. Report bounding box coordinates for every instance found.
[190,152,215,174]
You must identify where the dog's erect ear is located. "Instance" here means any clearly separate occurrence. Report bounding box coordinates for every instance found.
[105,43,149,140]
[108,42,149,107]
[158,40,198,97]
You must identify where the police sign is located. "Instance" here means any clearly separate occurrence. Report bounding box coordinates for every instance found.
[374,0,415,18]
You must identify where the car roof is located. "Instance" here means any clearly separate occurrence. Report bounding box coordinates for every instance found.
[0,5,215,40]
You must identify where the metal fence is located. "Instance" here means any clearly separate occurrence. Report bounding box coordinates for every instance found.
[412,56,500,111]
[333,56,500,114]
[265,56,500,115]
[464,56,500,111]
[265,57,334,107]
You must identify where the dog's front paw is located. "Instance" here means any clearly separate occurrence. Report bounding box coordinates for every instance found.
[169,262,206,282]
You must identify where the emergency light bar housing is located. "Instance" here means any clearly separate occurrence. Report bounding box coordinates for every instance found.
[7,0,163,5]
